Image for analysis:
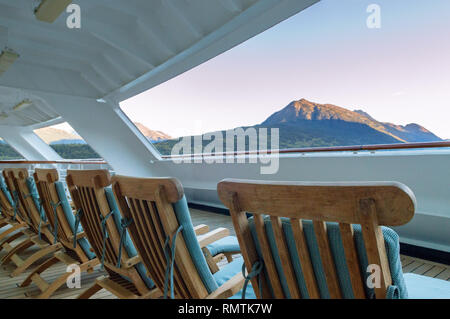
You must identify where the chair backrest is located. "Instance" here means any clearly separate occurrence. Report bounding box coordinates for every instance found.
[111,175,212,298]
[0,174,15,218]
[217,179,416,299]
[66,169,150,295]
[34,168,93,262]
[2,168,44,235]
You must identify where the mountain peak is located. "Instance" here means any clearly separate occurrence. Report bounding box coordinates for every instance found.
[134,122,172,141]
[265,98,368,123]
[261,98,441,143]
[35,122,171,144]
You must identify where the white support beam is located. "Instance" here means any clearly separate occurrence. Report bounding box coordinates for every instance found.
[0,126,62,161]
[33,91,166,176]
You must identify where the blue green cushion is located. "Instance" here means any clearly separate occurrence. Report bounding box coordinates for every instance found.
[206,236,240,256]
[404,273,450,299]
[25,178,45,219]
[213,256,256,299]
[248,217,408,299]
[172,195,219,294]
[104,187,155,289]
[0,176,14,206]
[54,182,96,260]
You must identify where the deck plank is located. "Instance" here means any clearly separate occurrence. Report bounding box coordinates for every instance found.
[436,269,450,281]
[423,266,446,278]
[0,208,449,299]
[411,263,434,276]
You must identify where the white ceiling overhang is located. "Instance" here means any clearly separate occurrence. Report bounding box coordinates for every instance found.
[0,0,319,127]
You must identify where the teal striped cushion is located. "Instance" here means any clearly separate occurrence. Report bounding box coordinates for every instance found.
[248,216,408,299]
[172,196,218,293]
[54,181,96,260]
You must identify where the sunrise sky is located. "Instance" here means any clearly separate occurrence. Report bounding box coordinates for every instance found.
[118,0,450,139]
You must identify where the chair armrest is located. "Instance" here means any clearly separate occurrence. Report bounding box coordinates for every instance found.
[206,272,245,299]
[197,227,230,249]
[194,224,209,235]
[75,231,86,240]
[123,255,142,269]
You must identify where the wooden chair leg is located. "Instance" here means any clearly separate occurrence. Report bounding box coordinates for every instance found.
[20,256,60,287]
[10,243,62,277]
[0,232,25,253]
[93,276,139,299]
[77,282,103,299]
[37,271,73,299]
[0,223,26,241]
[138,287,163,299]
[1,238,34,265]
[23,257,99,299]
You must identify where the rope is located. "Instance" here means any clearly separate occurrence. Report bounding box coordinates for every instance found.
[163,225,184,299]
[22,192,32,199]
[116,217,133,268]
[12,190,19,221]
[100,211,114,270]
[37,198,45,240]
[73,209,84,248]
[50,201,61,244]
[241,260,263,299]
[386,285,400,299]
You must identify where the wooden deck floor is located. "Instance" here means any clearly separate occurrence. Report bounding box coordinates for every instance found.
[1,208,449,299]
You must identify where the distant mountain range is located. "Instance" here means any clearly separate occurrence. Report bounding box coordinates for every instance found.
[35,122,172,145]
[34,127,80,144]
[30,99,443,155]
[260,98,442,146]
[153,98,442,155]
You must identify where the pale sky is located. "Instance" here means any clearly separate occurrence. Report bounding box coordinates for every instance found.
[118,0,450,140]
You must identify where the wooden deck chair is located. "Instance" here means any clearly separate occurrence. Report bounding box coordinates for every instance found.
[110,175,250,299]
[18,169,99,298]
[0,174,28,244]
[66,169,163,299]
[217,179,450,299]
[0,168,62,277]
[1,169,40,255]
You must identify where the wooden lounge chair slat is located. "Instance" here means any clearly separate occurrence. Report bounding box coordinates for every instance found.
[358,198,392,299]
[112,175,243,300]
[154,186,203,298]
[313,220,342,299]
[339,222,366,298]
[132,197,177,295]
[290,218,320,299]
[218,179,415,299]
[253,214,285,298]
[18,169,100,299]
[0,168,64,278]
[145,200,171,287]
[83,186,109,260]
[128,197,164,287]
[143,199,189,298]
[223,192,271,298]
[270,216,301,298]
[67,170,159,299]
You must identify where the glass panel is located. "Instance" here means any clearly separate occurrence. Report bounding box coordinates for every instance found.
[34,123,101,159]
[0,139,23,160]
[121,0,450,156]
